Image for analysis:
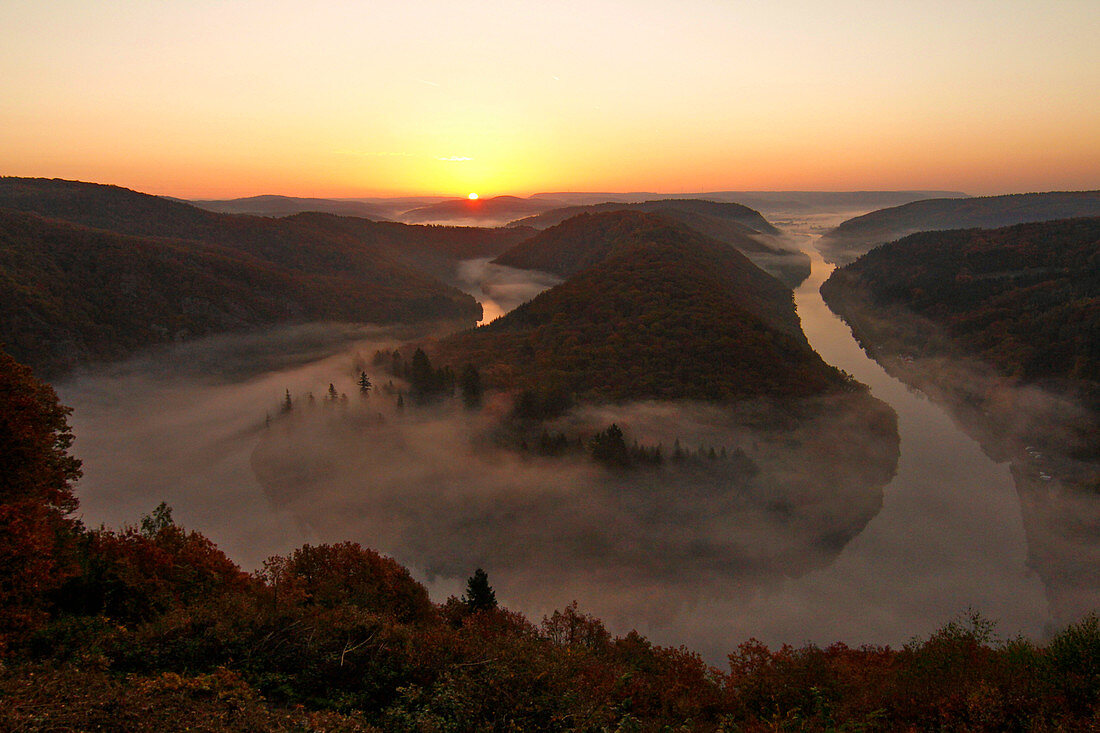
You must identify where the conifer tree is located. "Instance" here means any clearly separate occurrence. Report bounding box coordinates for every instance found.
[462,567,497,612]
[460,364,482,409]
[358,371,372,397]
[409,348,435,397]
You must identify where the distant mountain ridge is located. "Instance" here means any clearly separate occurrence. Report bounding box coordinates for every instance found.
[527,190,967,215]
[186,195,392,220]
[820,191,1100,264]
[399,195,563,225]
[0,177,529,281]
[436,210,851,402]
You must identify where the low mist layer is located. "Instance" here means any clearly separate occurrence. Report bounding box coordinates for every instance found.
[59,316,901,660]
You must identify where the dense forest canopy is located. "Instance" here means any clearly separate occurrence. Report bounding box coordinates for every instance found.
[821,216,1100,492]
[500,200,810,287]
[822,217,1100,385]
[0,178,534,376]
[438,211,851,402]
[0,208,477,376]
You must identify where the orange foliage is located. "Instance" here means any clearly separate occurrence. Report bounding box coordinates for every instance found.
[0,348,81,647]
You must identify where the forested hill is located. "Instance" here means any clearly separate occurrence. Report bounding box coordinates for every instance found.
[0,178,530,282]
[0,208,478,377]
[509,198,781,238]
[819,190,1100,264]
[437,211,852,402]
[821,217,1100,386]
[499,204,809,287]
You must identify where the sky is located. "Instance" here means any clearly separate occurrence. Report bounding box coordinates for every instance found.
[2,0,1098,198]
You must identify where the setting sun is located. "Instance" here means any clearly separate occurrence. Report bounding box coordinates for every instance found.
[468,193,478,200]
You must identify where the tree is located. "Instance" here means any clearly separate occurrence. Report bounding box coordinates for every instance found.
[0,348,82,644]
[282,388,293,413]
[59,503,248,621]
[463,567,497,612]
[326,383,339,402]
[358,371,372,397]
[590,423,630,467]
[263,542,433,622]
[460,364,482,409]
[408,348,436,398]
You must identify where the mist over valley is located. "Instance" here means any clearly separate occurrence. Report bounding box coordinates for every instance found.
[20,187,1091,665]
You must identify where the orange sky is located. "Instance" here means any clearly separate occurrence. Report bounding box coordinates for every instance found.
[2,1,1098,199]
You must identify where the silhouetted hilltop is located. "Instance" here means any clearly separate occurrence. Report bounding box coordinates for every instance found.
[0,208,479,376]
[186,194,392,219]
[510,198,781,237]
[820,191,1100,264]
[502,202,809,287]
[439,211,851,402]
[528,190,966,214]
[400,194,562,224]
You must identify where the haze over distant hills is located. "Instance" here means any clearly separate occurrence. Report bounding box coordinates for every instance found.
[179,190,965,227]
[528,190,967,215]
[184,195,393,220]
[820,191,1100,264]
[399,195,564,225]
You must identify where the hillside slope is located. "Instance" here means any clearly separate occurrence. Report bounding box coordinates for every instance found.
[0,178,529,284]
[0,209,478,376]
[821,217,1099,488]
[510,198,781,237]
[821,217,1100,384]
[438,211,851,402]
[506,199,809,287]
[819,191,1100,264]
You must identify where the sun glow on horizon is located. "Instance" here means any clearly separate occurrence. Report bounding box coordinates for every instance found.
[468,192,478,200]
[0,1,1096,198]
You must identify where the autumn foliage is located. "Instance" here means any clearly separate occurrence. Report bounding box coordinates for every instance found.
[0,347,81,646]
[3,346,1100,729]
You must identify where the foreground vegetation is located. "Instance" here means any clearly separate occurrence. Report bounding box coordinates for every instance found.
[3,348,1100,730]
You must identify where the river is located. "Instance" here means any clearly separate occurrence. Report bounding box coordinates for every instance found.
[764,242,1050,644]
[59,234,1056,660]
